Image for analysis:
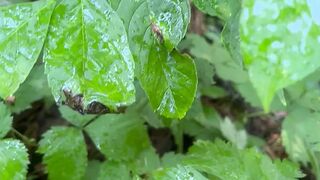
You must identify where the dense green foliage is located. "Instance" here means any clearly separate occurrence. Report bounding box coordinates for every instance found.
[0,0,320,179]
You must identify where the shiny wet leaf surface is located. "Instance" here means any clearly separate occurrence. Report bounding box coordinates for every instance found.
[241,0,320,111]
[0,139,29,180]
[0,0,55,99]
[44,0,136,112]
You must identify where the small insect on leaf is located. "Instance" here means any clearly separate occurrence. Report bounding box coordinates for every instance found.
[85,101,110,114]
[151,23,164,43]
[62,89,84,114]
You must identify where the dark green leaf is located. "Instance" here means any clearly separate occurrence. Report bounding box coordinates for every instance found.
[38,127,87,180]
[44,0,135,111]
[138,48,197,119]
[0,139,29,180]
[0,0,55,99]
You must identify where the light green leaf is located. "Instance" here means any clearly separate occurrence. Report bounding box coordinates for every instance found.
[152,165,208,180]
[282,108,320,164]
[0,139,29,180]
[59,106,96,127]
[10,64,53,113]
[220,117,247,149]
[181,33,247,83]
[285,70,320,112]
[241,0,320,111]
[128,148,161,175]
[85,114,151,161]
[38,127,87,180]
[147,0,190,51]
[117,0,197,119]
[183,140,303,180]
[192,0,242,66]
[98,161,131,180]
[0,102,12,138]
[44,0,135,111]
[0,0,55,99]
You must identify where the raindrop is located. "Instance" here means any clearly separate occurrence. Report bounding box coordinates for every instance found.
[282,59,291,68]
[287,19,303,34]
[267,53,278,64]
[271,41,284,49]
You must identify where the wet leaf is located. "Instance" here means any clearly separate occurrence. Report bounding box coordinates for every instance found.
[139,47,197,119]
[148,0,190,51]
[116,0,197,119]
[44,0,136,111]
[85,114,151,161]
[152,165,208,180]
[192,0,242,66]
[0,102,12,138]
[183,140,303,179]
[0,0,55,99]
[38,127,87,180]
[241,0,320,111]
[0,139,29,180]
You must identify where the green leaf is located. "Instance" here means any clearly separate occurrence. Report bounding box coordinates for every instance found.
[128,148,161,175]
[220,117,247,149]
[192,0,242,66]
[152,165,208,180]
[59,106,96,127]
[285,70,320,112]
[282,108,320,164]
[84,161,101,180]
[98,161,131,180]
[10,64,53,113]
[85,114,151,161]
[38,127,87,180]
[183,140,303,180]
[117,0,197,119]
[0,139,29,180]
[147,0,190,51]
[161,152,184,168]
[241,0,320,111]
[0,102,12,138]
[138,48,197,119]
[0,0,55,99]
[44,0,135,111]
